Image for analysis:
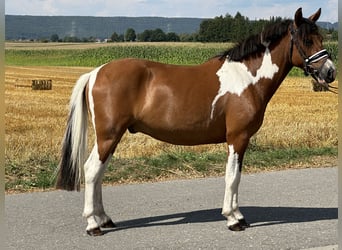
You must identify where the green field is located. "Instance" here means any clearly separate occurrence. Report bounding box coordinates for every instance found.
[5,42,228,66]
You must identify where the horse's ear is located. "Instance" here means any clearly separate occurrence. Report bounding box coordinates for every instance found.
[294,8,303,27]
[309,8,321,22]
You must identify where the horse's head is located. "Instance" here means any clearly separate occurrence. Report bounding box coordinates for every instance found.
[290,8,336,85]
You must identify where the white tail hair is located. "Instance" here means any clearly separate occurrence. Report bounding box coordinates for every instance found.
[56,72,90,191]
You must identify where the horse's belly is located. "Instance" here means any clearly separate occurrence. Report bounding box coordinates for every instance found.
[139,129,226,145]
[130,117,227,146]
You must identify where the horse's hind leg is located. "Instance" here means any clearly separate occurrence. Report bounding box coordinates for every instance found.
[83,130,125,236]
[82,145,111,236]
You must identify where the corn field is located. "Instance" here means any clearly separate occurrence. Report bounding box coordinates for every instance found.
[5,42,338,68]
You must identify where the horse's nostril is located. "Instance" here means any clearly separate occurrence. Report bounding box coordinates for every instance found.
[326,68,336,83]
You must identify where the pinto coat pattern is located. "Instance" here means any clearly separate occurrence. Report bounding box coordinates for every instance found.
[56,8,336,236]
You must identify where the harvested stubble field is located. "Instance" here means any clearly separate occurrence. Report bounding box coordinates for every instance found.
[5,65,338,192]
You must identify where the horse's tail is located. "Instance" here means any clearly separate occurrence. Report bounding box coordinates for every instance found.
[56,73,90,191]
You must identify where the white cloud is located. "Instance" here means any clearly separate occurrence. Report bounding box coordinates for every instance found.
[325,0,338,22]
[41,0,59,15]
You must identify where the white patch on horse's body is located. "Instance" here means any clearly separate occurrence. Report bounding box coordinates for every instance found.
[88,65,105,130]
[222,145,244,227]
[210,48,279,119]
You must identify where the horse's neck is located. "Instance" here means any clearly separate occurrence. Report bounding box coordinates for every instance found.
[257,37,293,104]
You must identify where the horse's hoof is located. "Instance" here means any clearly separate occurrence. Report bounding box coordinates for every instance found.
[101,220,116,228]
[238,218,250,228]
[86,227,103,236]
[228,223,245,231]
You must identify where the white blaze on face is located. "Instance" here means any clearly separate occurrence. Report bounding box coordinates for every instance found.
[210,48,279,119]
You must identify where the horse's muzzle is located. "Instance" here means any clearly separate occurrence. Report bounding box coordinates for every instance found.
[318,59,336,84]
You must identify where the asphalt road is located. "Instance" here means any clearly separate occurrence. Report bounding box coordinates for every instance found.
[5,167,337,249]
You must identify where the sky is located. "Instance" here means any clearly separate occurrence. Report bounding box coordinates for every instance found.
[5,0,338,23]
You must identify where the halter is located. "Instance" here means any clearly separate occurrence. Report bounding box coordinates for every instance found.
[289,24,329,76]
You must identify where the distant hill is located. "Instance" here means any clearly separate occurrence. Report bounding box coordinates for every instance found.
[5,15,205,40]
[317,21,338,31]
[5,15,338,41]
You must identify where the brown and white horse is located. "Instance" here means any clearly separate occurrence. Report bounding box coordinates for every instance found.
[56,8,336,236]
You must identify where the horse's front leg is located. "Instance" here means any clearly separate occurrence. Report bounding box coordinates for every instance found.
[222,143,250,231]
[83,145,115,236]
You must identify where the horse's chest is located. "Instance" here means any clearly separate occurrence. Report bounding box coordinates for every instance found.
[210,48,279,119]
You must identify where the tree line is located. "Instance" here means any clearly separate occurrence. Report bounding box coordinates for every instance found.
[48,12,338,43]
[197,12,337,42]
[49,28,182,42]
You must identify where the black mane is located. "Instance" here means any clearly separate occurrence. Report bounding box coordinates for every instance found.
[218,19,293,61]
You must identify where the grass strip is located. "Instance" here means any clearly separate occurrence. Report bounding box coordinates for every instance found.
[5,146,337,193]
